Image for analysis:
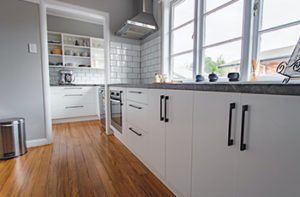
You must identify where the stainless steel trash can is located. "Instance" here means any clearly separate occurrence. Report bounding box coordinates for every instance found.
[0,118,27,159]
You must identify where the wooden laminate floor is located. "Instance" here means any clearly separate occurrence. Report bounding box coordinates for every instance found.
[0,120,174,197]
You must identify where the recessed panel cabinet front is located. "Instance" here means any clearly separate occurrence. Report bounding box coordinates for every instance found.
[143,89,166,177]
[192,92,300,197]
[236,94,300,197]
[192,92,240,197]
[165,90,193,197]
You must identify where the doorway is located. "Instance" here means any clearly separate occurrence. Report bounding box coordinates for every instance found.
[38,0,110,144]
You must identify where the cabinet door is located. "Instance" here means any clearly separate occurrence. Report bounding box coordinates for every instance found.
[236,94,300,197]
[165,90,193,197]
[143,89,166,177]
[192,92,240,197]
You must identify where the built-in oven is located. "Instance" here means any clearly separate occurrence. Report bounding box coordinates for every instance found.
[110,90,123,133]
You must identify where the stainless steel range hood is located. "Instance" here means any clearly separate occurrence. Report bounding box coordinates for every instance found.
[116,0,158,40]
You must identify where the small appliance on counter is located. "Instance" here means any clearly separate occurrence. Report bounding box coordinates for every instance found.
[59,70,75,85]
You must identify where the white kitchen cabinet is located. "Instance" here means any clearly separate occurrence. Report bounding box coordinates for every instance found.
[192,92,300,197]
[51,86,98,120]
[235,94,300,197]
[125,88,194,197]
[126,122,146,157]
[165,90,193,197]
[143,89,166,178]
[192,92,240,197]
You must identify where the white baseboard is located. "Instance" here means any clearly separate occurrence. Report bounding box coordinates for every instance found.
[52,115,99,124]
[26,138,49,148]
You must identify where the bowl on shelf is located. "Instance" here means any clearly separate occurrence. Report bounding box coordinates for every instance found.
[51,49,62,55]
[80,51,89,57]
[65,63,74,67]
[65,50,72,56]
[73,51,80,56]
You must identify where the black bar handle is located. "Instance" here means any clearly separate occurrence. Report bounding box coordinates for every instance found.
[227,103,236,146]
[129,104,142,109]
[164,96,169,122]
[129,91,142,94]
[160,95,164,121]
[240,105,248,151]
[129,127,142,136]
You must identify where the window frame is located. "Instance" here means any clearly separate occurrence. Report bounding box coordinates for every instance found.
[167,0,300,82]
[169,0,198,81]
[251,0,300,81]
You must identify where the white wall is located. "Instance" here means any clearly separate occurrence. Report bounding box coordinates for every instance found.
[0,0,46,140]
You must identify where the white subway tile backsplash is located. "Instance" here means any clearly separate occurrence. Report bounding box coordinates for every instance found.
[140,36,161,84]
[109,41,142,84]
[111,42,122,49]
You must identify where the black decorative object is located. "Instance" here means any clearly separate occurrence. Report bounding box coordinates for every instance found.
[276,38,300,84]
[208,73,218,82]
[227,72,239,82]
[195,74,204,82]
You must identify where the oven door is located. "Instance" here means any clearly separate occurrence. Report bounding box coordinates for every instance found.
[110,98,122,133]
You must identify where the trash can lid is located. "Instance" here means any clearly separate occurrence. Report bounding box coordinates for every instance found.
[0,118,24,125]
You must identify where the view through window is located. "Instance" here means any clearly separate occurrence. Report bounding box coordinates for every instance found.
[170,0,195,80]
[203,0,243,78]
[256,0,300,80]
[169,0,300,81]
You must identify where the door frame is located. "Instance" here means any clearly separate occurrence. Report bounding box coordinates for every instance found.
[24,0,110,145]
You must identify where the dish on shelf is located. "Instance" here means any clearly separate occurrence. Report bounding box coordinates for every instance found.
[73,51,80,56]
[78,64,91,68]
[51,49,62,55]
[80,51,89,57]
[65,63,74,67]
[65,50,72,56]
[48,40,61,44]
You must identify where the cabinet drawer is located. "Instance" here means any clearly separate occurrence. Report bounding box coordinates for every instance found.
[51,91,96,107]
[127,101,148,132]
[52,102,97,119]
[51,86,95,94]
[127,88,148,104]
[126,123,145,157]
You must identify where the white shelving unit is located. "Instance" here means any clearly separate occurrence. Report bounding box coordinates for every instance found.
[47,31,105,69]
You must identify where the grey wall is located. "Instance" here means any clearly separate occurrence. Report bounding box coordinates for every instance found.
[56,0,163,44]
[0,0,46,140]
[57,0,140,43]
[47,15,104,38]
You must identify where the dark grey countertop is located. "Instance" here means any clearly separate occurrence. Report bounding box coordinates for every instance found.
[108,83,300,96]
[50,84,104,87]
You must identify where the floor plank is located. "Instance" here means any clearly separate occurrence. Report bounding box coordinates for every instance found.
[0,120,174,197]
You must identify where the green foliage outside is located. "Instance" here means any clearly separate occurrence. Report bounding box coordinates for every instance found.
[205,56,229,77]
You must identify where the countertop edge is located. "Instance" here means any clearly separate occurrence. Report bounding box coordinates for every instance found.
[108,83,300,96]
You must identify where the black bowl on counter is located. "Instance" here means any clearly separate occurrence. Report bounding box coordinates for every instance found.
[227,72,240,82]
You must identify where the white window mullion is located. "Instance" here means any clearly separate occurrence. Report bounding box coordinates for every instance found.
[193,0,199,78]
[198,0,205,75]
[251,0,263,78]
[240,0,255,81]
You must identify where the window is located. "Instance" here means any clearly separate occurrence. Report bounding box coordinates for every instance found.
[202,0,244,78]
[170,0,195,81]
[167,0,300,82]
[254,0,300,80]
